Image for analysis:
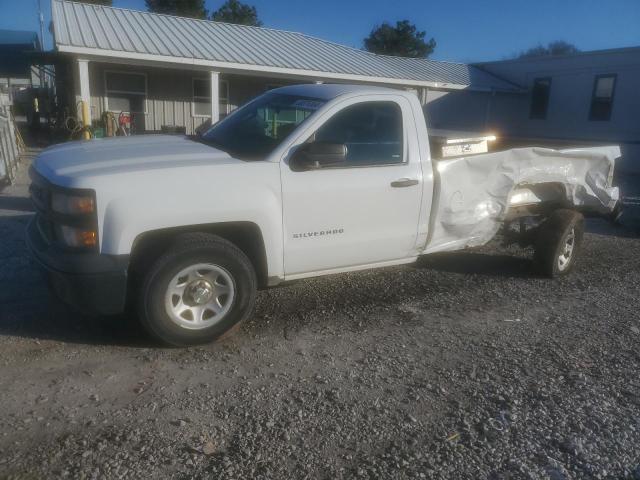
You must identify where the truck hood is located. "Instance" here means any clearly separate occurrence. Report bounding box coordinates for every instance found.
[33,135,239,186]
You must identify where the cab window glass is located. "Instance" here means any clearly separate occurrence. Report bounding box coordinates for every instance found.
[314,102,403,166]
[202,94,325,160]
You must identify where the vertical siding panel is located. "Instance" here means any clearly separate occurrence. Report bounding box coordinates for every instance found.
[149,99,155,131]
[154,99,161,131]
[73,64,296,134]
[153,99,159,131]
[144,99,151,132]
[169,100,175,128]
[174,100,182,129]
[162,99,173,125]
[184,103,192,134]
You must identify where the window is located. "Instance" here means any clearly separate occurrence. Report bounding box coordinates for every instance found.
[105,71,146,113]
[589,74,616,121]
[529,78,551,119]
[201,93,325,160]
[312,102,404,166]
[192,78,229,117]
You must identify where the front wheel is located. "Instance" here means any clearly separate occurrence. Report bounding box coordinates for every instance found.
[138,233,257,346]
[533,209,585,278]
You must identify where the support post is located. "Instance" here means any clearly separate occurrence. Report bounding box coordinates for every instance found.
[420,87,428,105]
[78,59,91,140]
[210,71,220,124]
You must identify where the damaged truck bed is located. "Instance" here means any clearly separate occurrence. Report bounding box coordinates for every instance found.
[426,145,620,253]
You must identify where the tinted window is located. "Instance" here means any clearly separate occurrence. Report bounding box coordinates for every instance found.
[202,93,325,160]
[105,72,146,113]
[314,102,403,166]
[105,72,145,94]
[529,78,551,119]
[193,78,229,117]
[589,74,616,121]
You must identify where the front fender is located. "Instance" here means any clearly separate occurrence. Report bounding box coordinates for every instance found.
[95,162,284,279]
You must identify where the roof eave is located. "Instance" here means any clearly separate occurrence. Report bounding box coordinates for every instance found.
[57,44,521,92]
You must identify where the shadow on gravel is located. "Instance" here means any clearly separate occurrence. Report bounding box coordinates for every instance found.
[416,251,534,278]
[586,218,640,239]
[0,213,152,348]
[0,286,152,348]
[0,302,153,348]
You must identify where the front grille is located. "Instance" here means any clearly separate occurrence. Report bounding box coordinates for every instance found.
[29,170,54,244]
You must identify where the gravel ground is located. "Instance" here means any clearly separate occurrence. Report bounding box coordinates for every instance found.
[1,154,640,479]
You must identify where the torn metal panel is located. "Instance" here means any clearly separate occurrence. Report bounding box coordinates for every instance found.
[424,146,620,253]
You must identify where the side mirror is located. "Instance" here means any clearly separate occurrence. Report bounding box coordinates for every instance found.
[291,142,347,171]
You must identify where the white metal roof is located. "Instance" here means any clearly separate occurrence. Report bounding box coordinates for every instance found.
[52,0,520,92]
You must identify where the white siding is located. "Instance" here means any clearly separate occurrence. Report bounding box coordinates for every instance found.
[479,49,640,143]
[75,63,303,135]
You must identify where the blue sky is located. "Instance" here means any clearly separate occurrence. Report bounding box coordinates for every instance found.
[2,0,639,62]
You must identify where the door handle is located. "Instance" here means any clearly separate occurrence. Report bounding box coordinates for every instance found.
[390,178,419,188]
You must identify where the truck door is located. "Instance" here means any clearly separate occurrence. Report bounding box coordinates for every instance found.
[280,98,423,276]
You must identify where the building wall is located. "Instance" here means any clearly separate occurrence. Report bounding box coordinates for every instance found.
[423,88,495,131]
[479,49,640,142]
[74,62,303,135]
[386,49,640,174]
[74,60,485,138]
[479,49,640,172]
[70,59,499,138]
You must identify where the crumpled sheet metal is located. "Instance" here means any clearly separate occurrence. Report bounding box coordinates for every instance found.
[426,146,620,253]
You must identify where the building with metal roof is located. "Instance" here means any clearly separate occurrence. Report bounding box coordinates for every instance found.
[52,0,517,92]
[49,0,523,135]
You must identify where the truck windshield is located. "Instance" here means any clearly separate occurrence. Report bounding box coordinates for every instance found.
[201,93,326,160]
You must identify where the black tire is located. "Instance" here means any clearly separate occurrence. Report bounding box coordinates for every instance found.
[533,209,584,278]
[138,233,257,346]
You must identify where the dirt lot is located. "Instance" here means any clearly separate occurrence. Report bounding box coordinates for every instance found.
[1,155,640,479]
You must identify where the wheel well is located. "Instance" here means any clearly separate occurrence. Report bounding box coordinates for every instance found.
[505,182,570,220]
[128,222,269,288]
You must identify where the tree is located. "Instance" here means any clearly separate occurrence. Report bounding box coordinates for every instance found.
[145,0,207,19]
[518,40,580,59]
[76,0,113,4]
[211,0,262,26]
[364,20,436,58]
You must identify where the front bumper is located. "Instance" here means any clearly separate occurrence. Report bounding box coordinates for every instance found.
[26,218,129,315]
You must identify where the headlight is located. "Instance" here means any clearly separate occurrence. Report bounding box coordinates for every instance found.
[51,192,95,215]
[57,225,98,248]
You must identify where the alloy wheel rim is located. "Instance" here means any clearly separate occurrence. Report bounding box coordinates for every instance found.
[557,227,575,272]
[164,263,235,330]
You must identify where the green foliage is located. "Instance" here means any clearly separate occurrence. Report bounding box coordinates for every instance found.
[211,0,262,26]
[75,0,113,4]
[518,41,580,58]
[364,20,436,58]
[145,0,207,19]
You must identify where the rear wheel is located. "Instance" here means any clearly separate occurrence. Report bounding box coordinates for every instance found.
[138,233,257,346]
[533,209,584,278]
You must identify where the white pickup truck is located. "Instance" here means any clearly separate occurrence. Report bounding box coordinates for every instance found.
[28,84,621,346]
